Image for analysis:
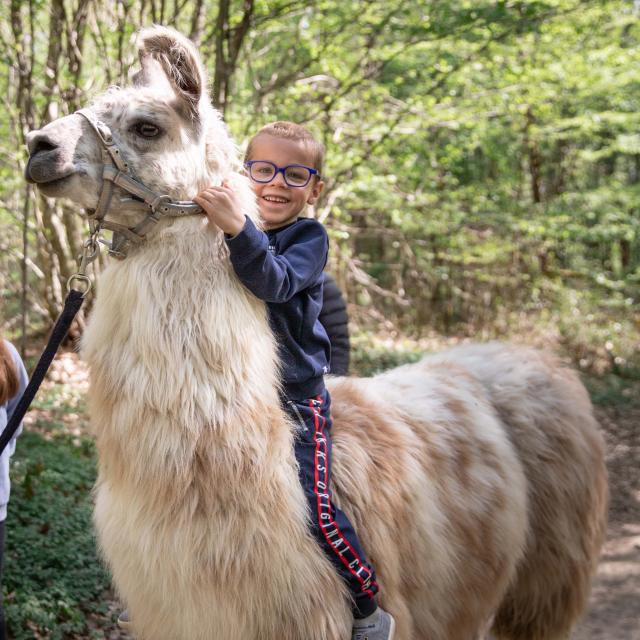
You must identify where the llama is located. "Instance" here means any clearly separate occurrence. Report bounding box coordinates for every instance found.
[25,26,608,640]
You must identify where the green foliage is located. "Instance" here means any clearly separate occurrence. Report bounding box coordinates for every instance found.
[350,333,423,376]
[583,373,639,408]
[4,432,109,639]
[1,0,638,375]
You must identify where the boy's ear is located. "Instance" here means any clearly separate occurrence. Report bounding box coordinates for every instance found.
[306,179,325,205]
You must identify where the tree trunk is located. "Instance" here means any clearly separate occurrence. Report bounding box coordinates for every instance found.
[524,105,542,204]
[211,0,255,114]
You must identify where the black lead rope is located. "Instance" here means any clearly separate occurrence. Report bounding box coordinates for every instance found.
[0,288,86,456]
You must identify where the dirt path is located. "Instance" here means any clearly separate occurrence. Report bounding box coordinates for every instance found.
[572,401,640,640]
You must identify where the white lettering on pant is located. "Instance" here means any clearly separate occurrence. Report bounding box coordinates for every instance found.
[310,396,376,599]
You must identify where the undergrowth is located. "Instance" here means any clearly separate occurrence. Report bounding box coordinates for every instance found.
[4,432,109,639]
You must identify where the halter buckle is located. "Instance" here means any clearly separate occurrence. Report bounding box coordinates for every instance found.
[150,194,172,213]
[96,123,113,145]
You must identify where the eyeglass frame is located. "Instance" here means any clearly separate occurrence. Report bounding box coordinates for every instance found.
[243,160,320,188]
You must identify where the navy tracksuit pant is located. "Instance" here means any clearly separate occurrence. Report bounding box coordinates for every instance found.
[284,388,378,618]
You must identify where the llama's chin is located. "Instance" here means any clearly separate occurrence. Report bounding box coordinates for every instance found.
[34,173,98,209]
[33,175,74,196]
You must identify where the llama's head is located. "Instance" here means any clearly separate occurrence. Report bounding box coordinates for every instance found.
[25,26,253,237]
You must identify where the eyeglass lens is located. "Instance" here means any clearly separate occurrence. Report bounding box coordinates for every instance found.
[249,161,311,187]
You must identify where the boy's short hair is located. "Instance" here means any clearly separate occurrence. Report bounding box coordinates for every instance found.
[245,121,325,177]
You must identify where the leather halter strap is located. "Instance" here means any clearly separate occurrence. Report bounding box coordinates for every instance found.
[76,108,204,258]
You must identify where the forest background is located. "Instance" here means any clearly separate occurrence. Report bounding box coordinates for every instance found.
[1,0,638,373]
[0,0,639,637]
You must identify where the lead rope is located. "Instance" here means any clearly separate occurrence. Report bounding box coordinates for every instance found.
[0,226,100,455]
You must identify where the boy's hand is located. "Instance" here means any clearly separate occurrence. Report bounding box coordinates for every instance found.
[193,182,246,237]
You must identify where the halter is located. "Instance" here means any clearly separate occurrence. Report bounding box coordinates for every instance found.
[76,108,204,258]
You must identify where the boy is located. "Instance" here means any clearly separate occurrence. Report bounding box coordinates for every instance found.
[194,121,395,640]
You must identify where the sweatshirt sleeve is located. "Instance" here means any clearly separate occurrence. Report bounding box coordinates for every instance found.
[225,217,328,303]
[5,341,28,455]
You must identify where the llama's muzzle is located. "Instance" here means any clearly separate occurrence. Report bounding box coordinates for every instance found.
[25,132,74,184]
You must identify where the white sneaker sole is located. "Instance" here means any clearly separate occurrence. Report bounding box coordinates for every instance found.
[389,614,396,640]
[117,618,132,631]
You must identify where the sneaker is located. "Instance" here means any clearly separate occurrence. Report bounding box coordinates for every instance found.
[352,607,396,640]
[117,609,132,631]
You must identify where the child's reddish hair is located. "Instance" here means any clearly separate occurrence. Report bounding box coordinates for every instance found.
[0,340,18,406]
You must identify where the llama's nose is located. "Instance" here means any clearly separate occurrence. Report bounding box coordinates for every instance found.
[26,130,59,157]
[25,130,69,184]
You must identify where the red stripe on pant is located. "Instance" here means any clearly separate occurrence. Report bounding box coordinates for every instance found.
[310,396,377,598]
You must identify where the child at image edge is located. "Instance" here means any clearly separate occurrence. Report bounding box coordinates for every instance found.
[0,338,28,639]
[194,121,396,640]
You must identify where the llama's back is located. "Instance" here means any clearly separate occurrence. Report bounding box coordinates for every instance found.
[328,354,531,639]
[329,342,607,640]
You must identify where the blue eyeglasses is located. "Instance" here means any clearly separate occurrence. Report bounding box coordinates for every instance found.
[244,160,319,188]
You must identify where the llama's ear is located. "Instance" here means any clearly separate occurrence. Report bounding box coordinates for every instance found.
[132,55,174,94]
[137,26,208,115]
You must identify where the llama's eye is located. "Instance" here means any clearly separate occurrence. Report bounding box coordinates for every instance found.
[132,122,161,138]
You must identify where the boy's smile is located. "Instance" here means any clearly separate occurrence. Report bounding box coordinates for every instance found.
[247,135,324,230]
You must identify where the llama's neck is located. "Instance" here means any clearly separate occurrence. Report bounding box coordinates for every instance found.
[83,218,290,491]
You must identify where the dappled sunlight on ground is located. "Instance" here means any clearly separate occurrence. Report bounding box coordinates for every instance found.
[572,400,640,640]
[573,523,640,639]
[22,351,91,439]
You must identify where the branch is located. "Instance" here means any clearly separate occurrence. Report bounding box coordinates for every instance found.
[228,0,254,72]
[210,0,256,113]
[88,4,114,85]
[63,0,93,111]
[347,256,410,307]
[188,0,206,44]
[318,14,542,198]
[10,0,36,137]
[39,0,65,124]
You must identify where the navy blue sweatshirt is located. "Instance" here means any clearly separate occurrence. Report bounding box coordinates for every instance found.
[226,216,331,399]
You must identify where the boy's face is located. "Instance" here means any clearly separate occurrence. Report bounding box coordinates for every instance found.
[247,134,324,230]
